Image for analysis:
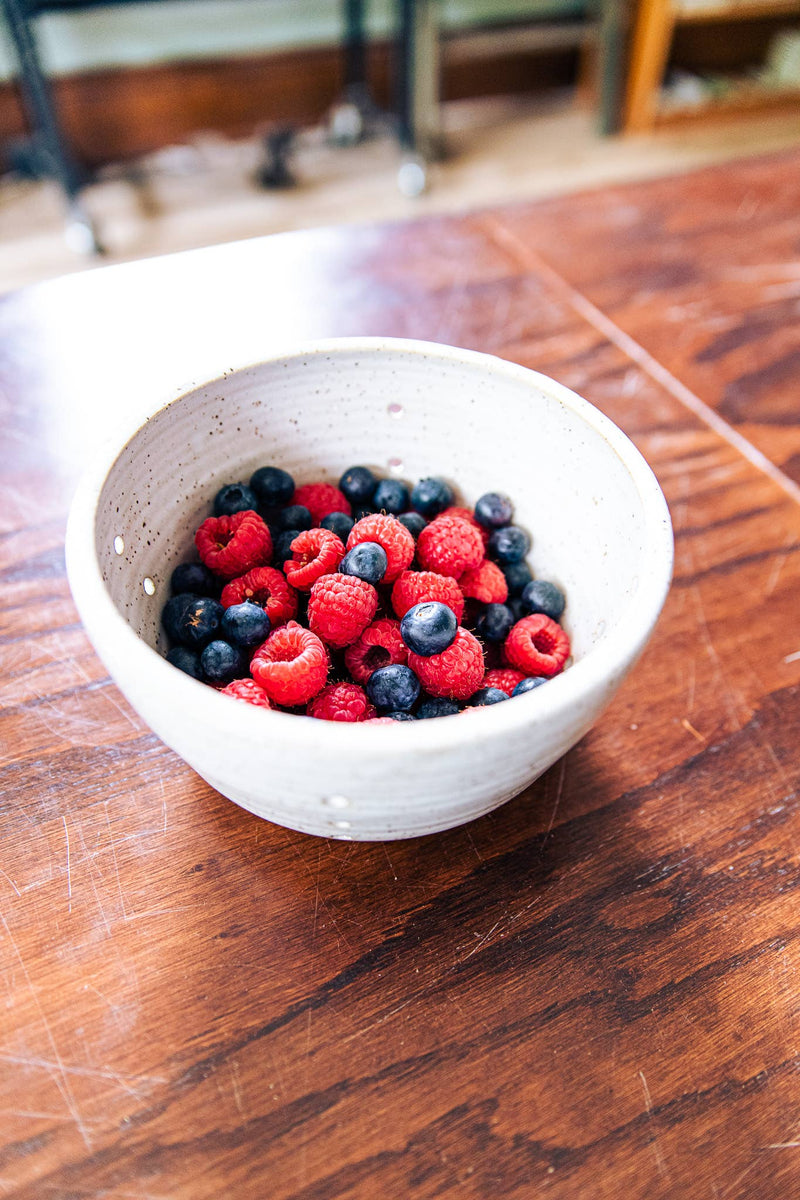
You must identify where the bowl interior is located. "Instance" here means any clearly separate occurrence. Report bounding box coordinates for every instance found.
[92,344,660,676]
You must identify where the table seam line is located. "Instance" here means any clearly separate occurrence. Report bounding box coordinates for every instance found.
[479,213,800,510]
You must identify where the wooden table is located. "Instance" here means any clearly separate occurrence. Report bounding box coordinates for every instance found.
[2,147,800,1200]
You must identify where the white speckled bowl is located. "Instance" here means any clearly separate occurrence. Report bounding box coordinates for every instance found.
[65,338,673,840]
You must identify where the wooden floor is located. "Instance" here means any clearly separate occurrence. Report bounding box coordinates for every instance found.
[1,92,800,294]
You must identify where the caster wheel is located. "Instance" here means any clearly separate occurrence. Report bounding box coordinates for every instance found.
[328,102,365,147]
[397,158,427,197]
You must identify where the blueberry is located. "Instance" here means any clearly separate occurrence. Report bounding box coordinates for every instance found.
[162,592,196,643]
[397,511,427,539]
[474,492,513,529]
[417,697,460,719]
[166,646,202,679]
[174,596,224,648]
[249,466,295,508]
[488,525,531,564]
[466,687,508,707]
[339,465,376,506]
[373,479,410,515]
[352,504,376,521]
[221,602,270,647]
[474,603,515,643]
[410,477,454,517]
[400,602,458,657]
[508,597,527,623]
[521,579,566,622]
[385,711,417,721]
[366,664,421,712]
[200,639,245,684]
[501,560,534,597]
[275,505,312,532]
[512,676,547,696]
[170,562,217,597]
[340,542,388,585]
[274,529,302,564]
[320,511,354,542]
[213,482,259,517]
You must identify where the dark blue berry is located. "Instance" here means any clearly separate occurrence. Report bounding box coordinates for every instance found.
[466,687,508,707]
[174,596,225,648]
[275,505,312,532]
[521,579,566,622]
[501,560,533,596]
[417,697,460,719]
[397,511,427,539]
[249,466,294,508]
[474,492,513,529]
[366,664,421,712]
[339,465,377,506]
[373,479,410,515]
[508,597,527,623]
[162,592,196,643]
[385,711,417,721]
[340,542,387,585]
[352,504,376,521]
[410,476,454,517]
[320,511,354,541]
[166,646,202,679]
[474,603,515,643]
[488,525,531,564]
[512,676,547,696]
[400,602,458,657]
[200,639,245,684]
[221,602,270,647]
[170,562,217,597]
[273,529,301,564]
[213,482,259,517]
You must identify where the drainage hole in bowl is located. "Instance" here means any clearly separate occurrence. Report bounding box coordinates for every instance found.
[143,577,156,596]
[323,795,351,809]
[113,535,125,555]
[387,402,404,419]
[387,456,404,474]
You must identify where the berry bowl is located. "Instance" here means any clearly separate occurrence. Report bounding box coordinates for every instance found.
[65,338,673,841]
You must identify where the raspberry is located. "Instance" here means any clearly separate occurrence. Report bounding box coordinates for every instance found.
[459,560,508,605]
[440,506,490,547]
[308,682,375,722]
[195,510,272,579]
[347,514,414,583]
[284,528,345,590]
[292,482,351,525]
[220,678,272,708]
[344,618,407,684]
[390,570,465,623]
[483,667,526,696]
[251,621,328,706]
[221,566,297,627]
[408,628,485,701]
[504,614,570,678]
[308,572,378,648]
[416,514,484,579]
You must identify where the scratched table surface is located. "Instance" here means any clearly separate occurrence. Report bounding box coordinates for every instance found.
[2,147,800,1200]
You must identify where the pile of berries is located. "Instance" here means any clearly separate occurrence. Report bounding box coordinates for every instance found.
[160,464,571,722]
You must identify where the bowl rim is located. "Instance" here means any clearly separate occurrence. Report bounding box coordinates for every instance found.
[65,336,674,757]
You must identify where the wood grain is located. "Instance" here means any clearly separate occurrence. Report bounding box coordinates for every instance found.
[2,169,800,1198]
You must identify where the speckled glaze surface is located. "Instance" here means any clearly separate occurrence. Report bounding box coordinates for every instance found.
[65,339,673,840]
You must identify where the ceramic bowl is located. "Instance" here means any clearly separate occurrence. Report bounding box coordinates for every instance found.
[65,338,673,840]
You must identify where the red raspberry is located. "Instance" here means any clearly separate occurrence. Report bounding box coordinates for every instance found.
[284,528,345,590]
[390,570,465,623]
[483,667,526,696]
[293,482,351,525]
[459,560,509,604]
[308,572,378,648]
[251,621,328,706]
[347,514,414,583]
[195,510,272,579]
[408,628,484,701]
[344,618,407,684]
[440,506,490,547]
[221,566,297,626]
[308,682,375,722]
[416,514,484,579]
[220,678,272,708]
[505,614,570,678]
